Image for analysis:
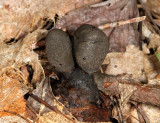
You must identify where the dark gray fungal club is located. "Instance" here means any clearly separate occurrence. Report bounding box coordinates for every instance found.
[46,29,75,73]
[74,24,109,74]
[45,24,109,105]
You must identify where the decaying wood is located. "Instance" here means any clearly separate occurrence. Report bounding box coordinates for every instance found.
[93,73,160,107]
[131,87,160,107]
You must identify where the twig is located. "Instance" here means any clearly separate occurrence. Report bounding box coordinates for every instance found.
[139,0,160,34]
[2,110,32,123]
[29,92,76,123]
[139,22,142,50]
[98,16,146,29]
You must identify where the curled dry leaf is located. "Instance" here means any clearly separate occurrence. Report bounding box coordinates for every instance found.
[0,29,47,84]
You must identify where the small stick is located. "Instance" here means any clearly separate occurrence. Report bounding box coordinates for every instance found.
[139,21,143,50]
[98,16,146,30]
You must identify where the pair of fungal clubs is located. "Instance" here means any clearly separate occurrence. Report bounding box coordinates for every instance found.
[45,24,109,75]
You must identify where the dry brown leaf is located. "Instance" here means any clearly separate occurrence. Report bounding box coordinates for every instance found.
[142,104,160,122]
[0,98,27,117]
[142,21,160,49]
[0,95,30,122]
[103,45,146,78]
[129,108,140,123]
[102,45,160,81]
[142,21,156,39]
[112,103,136,122]
[148,34,160,49]
[0,68,29,122]
[0,69,27,109]
[142,43,150,54]
[112,84,137,122]
[144,0,160,19]
[38,111,77,123]
[129,104,160,123]
[0,0,101,42]
[0,29,47,85]
[0,115,29,123]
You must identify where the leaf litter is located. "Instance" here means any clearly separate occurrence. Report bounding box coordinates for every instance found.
[0,0,160,122]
